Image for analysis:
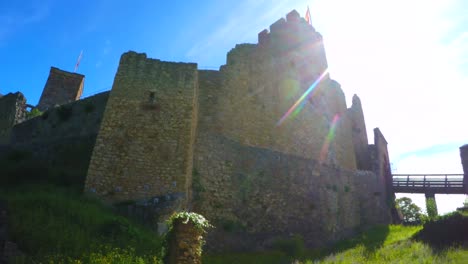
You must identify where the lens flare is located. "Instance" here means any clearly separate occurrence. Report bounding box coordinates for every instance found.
[320,114,340,163]
[276,68,328,126]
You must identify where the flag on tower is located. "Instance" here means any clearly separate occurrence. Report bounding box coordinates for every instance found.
[305,6,311,25]
[74,50,83,72]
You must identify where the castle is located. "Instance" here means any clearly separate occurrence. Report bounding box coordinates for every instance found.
[0,10,395,250]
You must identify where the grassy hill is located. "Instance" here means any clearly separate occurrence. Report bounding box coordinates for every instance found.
[205,218,468,264]
[1,184,164,263]
[1,184,467,263]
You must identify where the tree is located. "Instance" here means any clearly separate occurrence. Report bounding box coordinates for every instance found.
[396,197,423,224]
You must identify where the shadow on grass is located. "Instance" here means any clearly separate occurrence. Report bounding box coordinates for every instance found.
[303,225,390,261]
[412,211,468,252]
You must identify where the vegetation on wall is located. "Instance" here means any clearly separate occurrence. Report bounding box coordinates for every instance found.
[164,211,212,259]
[25,108,42,119]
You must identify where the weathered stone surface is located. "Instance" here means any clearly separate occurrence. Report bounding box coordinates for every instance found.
[216,18,356,170]
[11,91,108,145]
[86,52,199,203]
[348,94,371,170]
[460,144,468,193]
[368,128,395,222]
[193,132,388,251]
[37,67,84,111]
[167,219,203,264]
[0,92,26,144]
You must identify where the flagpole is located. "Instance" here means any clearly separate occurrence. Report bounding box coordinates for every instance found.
[74,50,83,72]
[305,5,312,25]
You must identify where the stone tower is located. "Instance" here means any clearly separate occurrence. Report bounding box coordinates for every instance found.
[217,10,356,169]
[85,52,199,205]
[37,67,84,111]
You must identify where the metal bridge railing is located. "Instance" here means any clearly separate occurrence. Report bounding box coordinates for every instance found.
[392,174,464,189]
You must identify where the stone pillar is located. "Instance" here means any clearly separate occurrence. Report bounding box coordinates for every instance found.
[460,145,468,193]
[166,219,204,264]
[425,193,438,218]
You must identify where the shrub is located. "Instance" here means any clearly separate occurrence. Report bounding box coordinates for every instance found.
[26,108,43,119]
[414,211,468,247]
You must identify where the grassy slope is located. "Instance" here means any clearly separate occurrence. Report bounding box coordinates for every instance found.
[2,184,467,263]
[1,184,163,263]
[204,220,468,264]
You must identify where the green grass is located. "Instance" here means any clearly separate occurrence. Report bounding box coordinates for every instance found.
[2,183,467,263]
[204,223,468,264]
[1,184,163,263]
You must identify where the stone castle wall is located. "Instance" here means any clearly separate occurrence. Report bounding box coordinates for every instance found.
[37,67,84,111]
[368,128,394,221]
[193,132,357,250]
[216,10,356,170]
[0,92,26,144]
[1,92,109,186]
[11,92,108,145]
[348,95,371,170]
[85,52,199,204]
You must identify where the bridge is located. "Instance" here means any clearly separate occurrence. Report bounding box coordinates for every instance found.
[390,145,468,215]
[392,174,466,194]
[392,173,467,215]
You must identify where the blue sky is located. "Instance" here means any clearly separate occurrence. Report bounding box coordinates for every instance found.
[1,0,467,212]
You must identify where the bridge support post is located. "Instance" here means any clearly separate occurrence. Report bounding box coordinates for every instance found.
[460,144,468,193]
[424,193,438,218]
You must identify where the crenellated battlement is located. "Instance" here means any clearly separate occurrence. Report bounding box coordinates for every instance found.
[258,10,318,47]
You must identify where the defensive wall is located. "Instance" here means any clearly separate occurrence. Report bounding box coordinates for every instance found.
[0,92,108,186]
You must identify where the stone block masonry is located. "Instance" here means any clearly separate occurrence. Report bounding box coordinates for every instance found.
[217,10,356,170]
[348,95,371,170]
[86,52,199,205]
[0,92,26,144]
[460,145,468,193]
[193,132,358,250]
[37,67,84,111]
